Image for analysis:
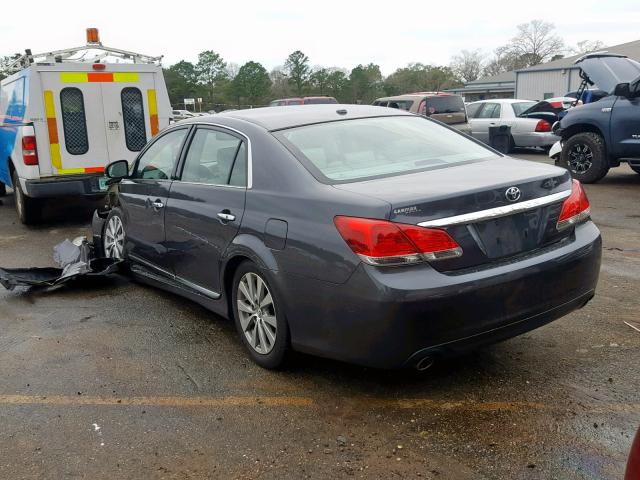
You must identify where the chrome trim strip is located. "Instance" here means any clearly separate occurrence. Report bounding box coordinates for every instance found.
[129,253,221,299]
[417,190,571,228]
[129,253,173,277]
[175,275,221,299]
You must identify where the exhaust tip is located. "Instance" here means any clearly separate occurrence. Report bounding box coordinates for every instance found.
[415,356,435,371]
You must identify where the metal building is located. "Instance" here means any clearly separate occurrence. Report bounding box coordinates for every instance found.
[515,39,640,100]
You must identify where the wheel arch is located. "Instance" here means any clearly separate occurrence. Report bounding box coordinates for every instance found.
[221,233,280,319]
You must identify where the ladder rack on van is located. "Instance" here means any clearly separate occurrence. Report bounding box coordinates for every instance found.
[5,29,162,74]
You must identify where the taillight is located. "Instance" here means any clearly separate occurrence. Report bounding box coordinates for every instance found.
[334,216,462,266]
[535,120,552,132]
[557,179,590,231]
[22,135,38,165]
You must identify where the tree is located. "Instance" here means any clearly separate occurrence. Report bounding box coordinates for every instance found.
[325,69,349,100]
[164,61,205,108]
[507,20,564,67]
[569,40,606,56]
[195,50,227,102]
[284,50,310,95]
[450,49,484,83]
[384,63,461,96]
[270,67,291,99]
[232,61,272,105]
[309,68,330,95]
[349,63,384,103]
[484,45,531,76]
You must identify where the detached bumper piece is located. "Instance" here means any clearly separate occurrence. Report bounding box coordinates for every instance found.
[0,237,122,291]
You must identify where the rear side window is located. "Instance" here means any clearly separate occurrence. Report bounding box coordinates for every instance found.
[121,87,147,152]
[466,103,482,118]
[60,88,89,155]
[423,96,465,115]
[477,103,501,119]
[181,128,246,186]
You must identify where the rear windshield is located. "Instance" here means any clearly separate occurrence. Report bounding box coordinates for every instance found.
[277,116,493,183]
[303,97,338,104]
[424,96,465,115]
[511,101,536,115]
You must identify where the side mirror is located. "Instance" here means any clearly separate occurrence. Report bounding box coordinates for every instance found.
[614,82,631,98]
[105,160,129,181]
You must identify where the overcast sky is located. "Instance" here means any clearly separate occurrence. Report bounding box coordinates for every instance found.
[2,0,639,74]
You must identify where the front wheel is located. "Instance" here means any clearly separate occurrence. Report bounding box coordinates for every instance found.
[232,261,289,369]
[12,171,41,224]
[102,210,126,259]
[559,132,609,183]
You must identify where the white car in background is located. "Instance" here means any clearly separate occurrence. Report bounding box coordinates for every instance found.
[467,99,562,152]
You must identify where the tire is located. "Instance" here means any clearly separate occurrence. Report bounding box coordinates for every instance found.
[0,182,6,197]
[559,132,609,183]
[12,171,41,224]
[231,261,289,369]
[102,209,126,259]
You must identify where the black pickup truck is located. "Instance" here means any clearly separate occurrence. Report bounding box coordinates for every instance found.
[554,53,640,183]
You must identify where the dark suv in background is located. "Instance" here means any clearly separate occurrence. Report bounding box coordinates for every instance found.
[555,53,640,183]
[374,93,471,135]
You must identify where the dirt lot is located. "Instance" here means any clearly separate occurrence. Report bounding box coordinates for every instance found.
[0,150,638,479]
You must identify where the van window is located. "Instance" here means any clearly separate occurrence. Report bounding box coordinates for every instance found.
[121,87,147,152]
[60,88,89,155]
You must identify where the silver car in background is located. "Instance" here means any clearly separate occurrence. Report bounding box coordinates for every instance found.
[467,99,561,151]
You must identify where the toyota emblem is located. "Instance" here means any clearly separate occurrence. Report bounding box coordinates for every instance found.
[505,186,521,202]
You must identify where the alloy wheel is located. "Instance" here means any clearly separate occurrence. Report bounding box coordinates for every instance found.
[568,143,593,174]
[236,272,277,355]
[104,215,125,259]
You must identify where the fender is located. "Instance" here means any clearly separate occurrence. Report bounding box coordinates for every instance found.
[222,233,279,273]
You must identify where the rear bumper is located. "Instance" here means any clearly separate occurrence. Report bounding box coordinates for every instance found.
[25,175,107,198]
[280,221,601,368]
[513,132,560,148]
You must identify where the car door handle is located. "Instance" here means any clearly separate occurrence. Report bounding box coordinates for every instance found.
[217,211,236,222]
[151,200,164,209]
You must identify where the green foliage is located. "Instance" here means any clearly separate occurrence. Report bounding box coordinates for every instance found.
[284,51,310,95]
[349,64,384,104]
[195,50,227,102]
[384,63,461,96]
[231,61,272,105]
[309,68,329,95]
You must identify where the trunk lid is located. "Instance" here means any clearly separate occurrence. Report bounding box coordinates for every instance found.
[333,157,572,271]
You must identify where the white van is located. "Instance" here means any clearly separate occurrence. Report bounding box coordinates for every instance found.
[0,30,171,223]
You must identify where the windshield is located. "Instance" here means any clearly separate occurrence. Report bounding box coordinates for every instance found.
[424,96,465,114]
[511,101,536,115]
[277,116,494,183]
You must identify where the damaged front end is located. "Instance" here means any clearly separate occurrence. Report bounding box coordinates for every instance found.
[0,237,122,291]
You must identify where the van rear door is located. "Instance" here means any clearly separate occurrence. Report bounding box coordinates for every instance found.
[39,71,109,176]
[100,73,158,163]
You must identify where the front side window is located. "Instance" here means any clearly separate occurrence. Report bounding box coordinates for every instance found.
[132,128,187,180]
[278,116,494,183]
[121,87,147,152]
[181,128,245,186]
[60,88,89,155]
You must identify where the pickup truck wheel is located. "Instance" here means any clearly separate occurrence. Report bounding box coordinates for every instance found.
[12,172,41,224]
[559,132,609,183]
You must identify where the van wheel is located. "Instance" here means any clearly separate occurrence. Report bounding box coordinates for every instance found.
[559,132,609,183]
[12,172,41,224]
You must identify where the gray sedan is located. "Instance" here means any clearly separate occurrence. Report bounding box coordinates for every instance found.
[467,99,560,151]
[93,105,600,370]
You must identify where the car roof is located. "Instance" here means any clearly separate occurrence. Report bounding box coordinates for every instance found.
[188,104,414,131]
[376,93,459,102]
[469,99,535,104]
